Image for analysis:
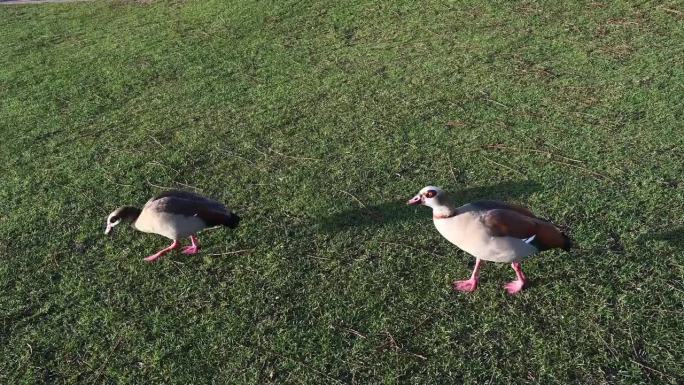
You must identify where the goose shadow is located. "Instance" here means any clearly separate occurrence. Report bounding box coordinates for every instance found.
[320,180,541,232]
[646,227,684,248]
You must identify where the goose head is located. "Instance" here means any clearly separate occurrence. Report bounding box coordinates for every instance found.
[105,206,141,235]
[407,186,455,217]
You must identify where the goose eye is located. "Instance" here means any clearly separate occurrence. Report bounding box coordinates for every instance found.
[110,216,119,223]
[425,190,437,198]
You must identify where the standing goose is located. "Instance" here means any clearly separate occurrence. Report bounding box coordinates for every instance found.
[105,190,240,262]
[407,186,572,294]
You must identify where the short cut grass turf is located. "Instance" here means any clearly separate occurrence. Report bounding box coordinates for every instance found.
[1,0,683,384]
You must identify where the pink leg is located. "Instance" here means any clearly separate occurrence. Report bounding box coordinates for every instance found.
[452,259,482,292]
[504,262,529,295]
[144,240,180,262]
[182,235,201,255]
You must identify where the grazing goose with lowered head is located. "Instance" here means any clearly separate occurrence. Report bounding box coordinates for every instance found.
[105,190,240,262]
[408,186,572,294]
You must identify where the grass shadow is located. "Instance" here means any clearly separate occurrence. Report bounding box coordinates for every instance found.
[320,180,541,232]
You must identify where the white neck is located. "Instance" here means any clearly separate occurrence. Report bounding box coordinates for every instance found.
[431,204,456,219]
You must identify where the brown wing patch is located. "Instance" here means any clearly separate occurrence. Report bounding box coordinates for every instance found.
[150,197,228,226]
[482,209,537,238]
[471,200,537,218]
[482,209,570,251]
[151,190,228,212]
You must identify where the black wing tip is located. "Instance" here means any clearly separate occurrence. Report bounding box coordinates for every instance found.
[562,234,573,251]
[528,232,573,252]
[528,237,549,252]
[225,213,240,229]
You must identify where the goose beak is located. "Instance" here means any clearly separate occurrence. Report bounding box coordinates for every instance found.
[407,194,422,206]
[105,224,112,235]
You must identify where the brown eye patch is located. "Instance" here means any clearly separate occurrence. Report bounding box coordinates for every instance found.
[425,190,437,198]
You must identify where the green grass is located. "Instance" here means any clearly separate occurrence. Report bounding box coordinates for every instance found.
[1,0,683,383]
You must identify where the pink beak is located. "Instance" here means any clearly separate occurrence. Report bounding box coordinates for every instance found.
[407,194,422,205]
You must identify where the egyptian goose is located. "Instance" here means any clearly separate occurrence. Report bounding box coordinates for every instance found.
[105,190,240,262]
[407,186,572,294]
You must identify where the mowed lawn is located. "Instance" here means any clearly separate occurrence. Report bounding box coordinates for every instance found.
[1,0,682,383]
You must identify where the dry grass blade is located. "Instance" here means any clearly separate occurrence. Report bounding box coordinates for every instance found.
[91,334,124,384]
[206,249,254,256]
[478,90,511,109]
[176,181,202,192]
[100,171,134,188]
[340,190,367,209]
[548,159,617,182]
[482,143,617,182]
[235,341,348,385]
[377,241,446,258]
[376,331,428,361]
[480,155,526,177]
[483,143,584,163]
[145,179,203,191]
[446,153,459,183]
[268,147,321,162]
[630,359,677,382]
[657,6,683,16]
[250,145,321,162]
[346,328,367,339]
